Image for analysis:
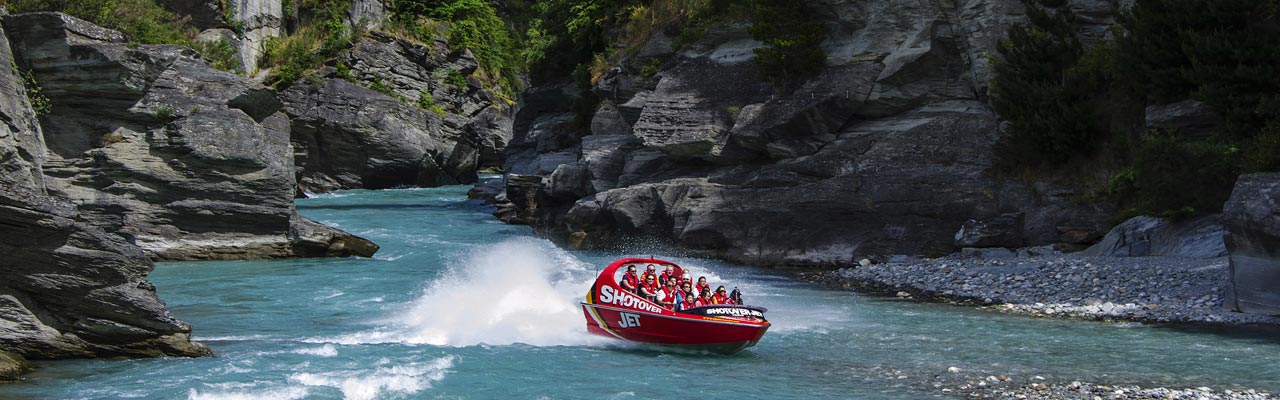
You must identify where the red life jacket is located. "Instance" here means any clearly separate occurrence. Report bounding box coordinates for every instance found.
[640,281,658,299]
[621,272,639,290]
[681,294,697,310]
[712,294,728,304]
[660,287,678,308]
[659,272,673,285]
[697,283,711,295]
[694,296,712,307]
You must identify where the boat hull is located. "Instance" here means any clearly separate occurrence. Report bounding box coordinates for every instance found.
[582,303,769,354]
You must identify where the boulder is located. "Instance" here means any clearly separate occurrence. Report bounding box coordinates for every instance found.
[290,215,379,258]
[283,77,478,192]
[1082,215,1226,258]
[0,350,31,380]
[954,213,1025,248]
[3,12,373,260]
[1145,99,1222,140]
[1223,173,1280,315]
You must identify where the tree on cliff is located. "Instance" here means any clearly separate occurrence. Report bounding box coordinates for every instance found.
[747,0,826,88]
[989,0,1099,167]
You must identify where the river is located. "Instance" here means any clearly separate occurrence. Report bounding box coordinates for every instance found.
[2,183,1278,399]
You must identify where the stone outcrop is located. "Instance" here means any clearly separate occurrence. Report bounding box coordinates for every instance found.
[496,0,1115,265]
[1223,173,1280,316]
[1083,215,1227,258]
[285,31,513,194]
[0,14,208,366]
[3,12,375,260]
[158,0,284,74]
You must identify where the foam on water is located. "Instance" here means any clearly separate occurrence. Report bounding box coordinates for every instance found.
[315,238,607,347]
[288,356,455,400]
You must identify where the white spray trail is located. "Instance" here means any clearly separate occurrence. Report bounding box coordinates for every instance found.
[387,238,607,347]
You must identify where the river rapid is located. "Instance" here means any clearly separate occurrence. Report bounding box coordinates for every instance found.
[2,183,1278,399]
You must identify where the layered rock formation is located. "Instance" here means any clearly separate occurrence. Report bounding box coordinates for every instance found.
[0,13,208,366]
[286,31,513,194]
[1083,215,1226,258]
[1223,173,1280,316]
[2,12,375,261]
[499,0,1115,265]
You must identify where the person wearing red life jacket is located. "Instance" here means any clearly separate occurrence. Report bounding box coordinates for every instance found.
[712,286,731,304]
[659,278,678,310]
[641,264,658,282]
[693,289,713,307]
[696,277,711,297]
[676,282,697,311]
[620,265,640,294]
[638,275,659,303]
[658,266,673,287]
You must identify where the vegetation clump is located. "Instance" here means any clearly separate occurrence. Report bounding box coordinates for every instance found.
[989,0,1280,219]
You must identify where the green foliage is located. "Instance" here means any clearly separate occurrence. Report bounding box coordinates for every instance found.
[1118,0,1280,140]
[444,69,467,87]
[334,61,353,81]
[219,0,245,35]
[417,89,446,117]
[390,0,521,93]
[746,0,827,87]
[196,38,243,73]
[989,0,1100,167]
[154,105,174,121]
[10,63,50,116]
[1108,134,1239,219]
[261,0,352,87]
[7,0,196,46]
[639,58,661,79]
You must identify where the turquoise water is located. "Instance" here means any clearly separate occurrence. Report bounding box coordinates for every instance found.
[3,183,1280,399]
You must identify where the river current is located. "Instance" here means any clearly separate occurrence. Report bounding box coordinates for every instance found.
[3,183,1279,399]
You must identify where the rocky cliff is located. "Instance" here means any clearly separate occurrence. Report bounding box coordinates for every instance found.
[0,12,209,367]
[1224,173,1280,316]
[499,0,1118,265]
[2,12,376,261]
[285,32,513,194]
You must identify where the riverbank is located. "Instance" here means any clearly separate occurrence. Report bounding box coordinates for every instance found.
[803,252,1280,327]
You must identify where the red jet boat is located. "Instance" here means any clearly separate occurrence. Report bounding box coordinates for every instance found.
[581,258,770,354]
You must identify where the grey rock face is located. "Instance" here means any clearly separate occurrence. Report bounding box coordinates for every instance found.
[1145,99,1222,141]
[955,213,1025,248]
[1223,173,1280,315]
[3,12,374,260]
[338,33,513,170]
[1083,215,1226,258]
[0,350,30,380]
[495,0,1115,266]
[283,78,478,192]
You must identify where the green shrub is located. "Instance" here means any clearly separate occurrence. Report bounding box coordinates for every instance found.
[196,38,242,73]
[154,105,174,121]
[989,0,1101,168]
[10,63,50,116]
[444,69,467,87]
[747,0,827,87]
[639,58,661,79]
[417,90,446,117]
[1109,134,1239,219]
[391,0,521,93]
[7,0,197,46]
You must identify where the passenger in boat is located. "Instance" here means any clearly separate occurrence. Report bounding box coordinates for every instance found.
[713,286,732,304]
[659,278,679,310]
[677,282,697,311]
[729,288,743,305]
[696,277,711,296]
[642,264,658,282]
[695,289,714,307]
[658,265,674,286]
[620,265,640,294]
[639,275,660,302]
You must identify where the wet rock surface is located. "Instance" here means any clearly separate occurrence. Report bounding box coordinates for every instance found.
[807,253,1280,326]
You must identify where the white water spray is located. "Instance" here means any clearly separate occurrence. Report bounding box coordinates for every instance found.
[325,238,610,347]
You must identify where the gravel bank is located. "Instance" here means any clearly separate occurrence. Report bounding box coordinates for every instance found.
[804,253,1280,326]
